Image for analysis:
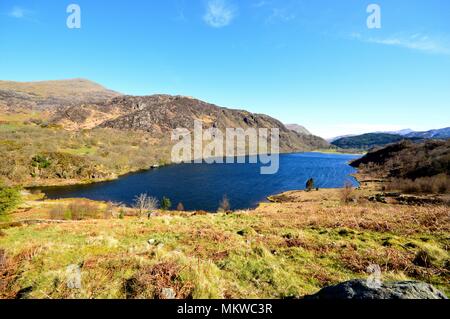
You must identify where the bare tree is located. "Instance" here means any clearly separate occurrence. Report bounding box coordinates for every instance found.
[176,202,185,211]
[218,195,230,212]
[340,181,356,204]
[133,193,159,218]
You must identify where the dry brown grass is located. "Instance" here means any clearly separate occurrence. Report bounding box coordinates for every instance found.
[48,200,106,220]
[49,204,66,220]
[68,201,99,220]
[340,182,357,204]
[0,249,16,298]
[259,203,449,235]
[123,261,194,299]
[1,187,449,299]
[0,248,33,299]
[387,174,450,195]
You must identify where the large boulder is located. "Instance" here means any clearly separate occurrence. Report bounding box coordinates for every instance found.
[305,280,447,300]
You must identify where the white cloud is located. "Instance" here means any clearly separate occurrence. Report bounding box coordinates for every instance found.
[9,6,27,18]
[266,8,296,23]
[203,0,236,28]
[353,33,450,56]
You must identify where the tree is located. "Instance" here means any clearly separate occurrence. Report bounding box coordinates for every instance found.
[133,193,159,218]
[218,195,230,212]
[0,183,21,220]
[176,203,185,211]
[306,178,315,192]
[161,197,172,210]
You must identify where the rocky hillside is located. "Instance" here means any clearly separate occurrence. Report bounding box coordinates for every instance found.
[332,133,419,150]
[53,94,330,152]
[0,79,330,152]
[286,124,312,135]
[0,79,120,112]
[351,139,450,179]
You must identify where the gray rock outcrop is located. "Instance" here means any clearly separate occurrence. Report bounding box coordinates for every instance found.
[305,280,447,300]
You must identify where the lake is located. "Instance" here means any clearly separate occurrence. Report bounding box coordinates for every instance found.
[41,152,361,211]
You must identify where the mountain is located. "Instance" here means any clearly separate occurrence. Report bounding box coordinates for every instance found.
[286,124,312,135]
[329,128,449,145]
[406,127,450,139]
[329,130,413,143]
[327,134,356,143]
[350,139,450,179]
[331,133,417,150]
[52,94,330,152]
[383,129,415,136]
[0,78,120,111]
[0,79,330,152]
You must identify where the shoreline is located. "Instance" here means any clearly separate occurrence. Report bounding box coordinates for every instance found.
[24,150,363,190]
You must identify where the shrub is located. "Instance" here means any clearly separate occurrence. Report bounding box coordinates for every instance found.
[305,178,315,192]
[31,155,51,169]
[68,200,100,220]
[123,261,194,299]
[161,197,172,210]
[340,182,355,204]
[434,174,449,194]
[0,184,21,220]
[104,202,115,219]
[218,195,230,212]
[387,174,450,195]
[49,204,67,220]
[133,193,159,218]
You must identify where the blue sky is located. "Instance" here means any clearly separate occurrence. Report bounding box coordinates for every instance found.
[0,0,449,138]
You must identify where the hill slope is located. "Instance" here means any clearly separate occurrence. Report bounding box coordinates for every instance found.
[53,94,330,152]
[331,133,417,150]
[286,124,312,135]
[0,79,120,111]
[0,79,330,152]
[350,139,450,179]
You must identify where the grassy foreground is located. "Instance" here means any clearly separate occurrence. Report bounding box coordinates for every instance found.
[0,185,449,299]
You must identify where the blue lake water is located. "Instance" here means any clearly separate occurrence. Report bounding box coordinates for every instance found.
[41,152,361,211]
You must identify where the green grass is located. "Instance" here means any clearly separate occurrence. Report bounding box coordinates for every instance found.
[59,146,98,156]
[1,205,448,299]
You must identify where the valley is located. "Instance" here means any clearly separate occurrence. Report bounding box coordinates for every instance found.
[0,79,331,188]
[1,79,449,300]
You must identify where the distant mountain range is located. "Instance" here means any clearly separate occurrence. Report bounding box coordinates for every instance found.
[331,133,416,150]
[331,127,450,150]
[0,79,330,152]
[384,129,415,136]
[405,127,450,139]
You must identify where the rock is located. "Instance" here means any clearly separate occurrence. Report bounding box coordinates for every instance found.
[304,280,447,300]
[161,288,176,299]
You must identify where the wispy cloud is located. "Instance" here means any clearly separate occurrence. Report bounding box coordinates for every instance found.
[252,1,269,8]
[266,8,296,24]
[203,0,236,28]
[352,32,450,56]
[8,6,28,18]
